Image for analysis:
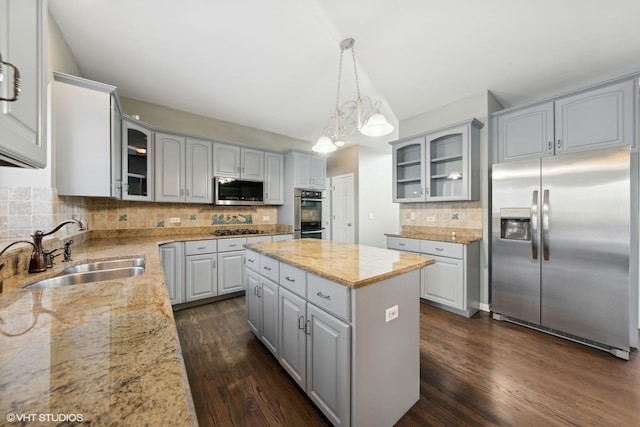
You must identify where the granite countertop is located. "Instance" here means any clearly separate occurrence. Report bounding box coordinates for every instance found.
[385,229,483,245]
[0,227,292,426]
[245,239,434,289]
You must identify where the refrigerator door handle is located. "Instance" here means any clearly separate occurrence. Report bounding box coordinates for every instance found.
[531,190,539,260]
[542,189,550,261]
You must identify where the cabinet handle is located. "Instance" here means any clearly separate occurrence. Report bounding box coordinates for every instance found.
[435,247,444,252]
[556,139,562,152]
[304,319,311,335]
[298,315,305,330]
[316,291,331,300]
[420,188,423,196]
[180,189,184,196]
[256,286,262,297]
[398,242,406,247]
[212,260,216,268]
[186,189,190,196]
[254,286,258,296]
[237,166,241,173]
[197,246,206,250]
[242,167,245,173]
[247,258,255,263]
[263,266,272,271]
[229,244,237,247]
[285,276,295,282]
[548,141,553,152]
[0,55,21,102]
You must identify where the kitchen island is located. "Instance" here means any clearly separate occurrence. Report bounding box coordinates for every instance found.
[244,239,433,427]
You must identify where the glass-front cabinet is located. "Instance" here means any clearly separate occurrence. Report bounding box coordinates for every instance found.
[391,118,483,202]
[122,118,154,201]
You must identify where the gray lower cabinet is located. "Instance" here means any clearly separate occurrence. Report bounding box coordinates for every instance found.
[185,253,218,301]
[387,236,480,318]
[159,242,183,305]
[493,78,636,163]
[245,268,279,357]
[218,250,245,295]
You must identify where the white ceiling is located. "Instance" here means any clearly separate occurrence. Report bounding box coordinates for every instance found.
[48,0,640,150]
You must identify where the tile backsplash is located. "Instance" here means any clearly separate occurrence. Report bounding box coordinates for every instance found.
[0,186,278,240]
[399,201,482,231]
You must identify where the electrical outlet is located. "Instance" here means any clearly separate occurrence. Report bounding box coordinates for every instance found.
[368,212,375,220]
[385,305,399,322]
[170,217,180,223]
[263,215,270,221]
[410,212,416,220]
[426,216,435,222]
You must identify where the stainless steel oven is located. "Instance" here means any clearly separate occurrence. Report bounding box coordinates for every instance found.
[294,188,324,239]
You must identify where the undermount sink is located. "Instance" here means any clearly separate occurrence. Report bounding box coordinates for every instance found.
[60,257,146,274]
[23,257,146,290]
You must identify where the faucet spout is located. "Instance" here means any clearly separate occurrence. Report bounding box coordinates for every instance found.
[29,220,85,273]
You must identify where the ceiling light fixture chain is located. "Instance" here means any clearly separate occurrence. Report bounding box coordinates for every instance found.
[312,38,394,153]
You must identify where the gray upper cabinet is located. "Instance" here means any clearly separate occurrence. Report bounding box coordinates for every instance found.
[290,151,326,190]
[0,0,47,168]
[495,102,554,162]
[392,118,482,202]
[122,119,154,201]
[494,78,636,163]
[53,72,121,198]
[155,133,213,203]
[264,152,284,204]
[213,143,264,180]
[555,79,634,154]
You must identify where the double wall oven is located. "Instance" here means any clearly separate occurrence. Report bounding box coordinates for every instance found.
[294,189,324,239]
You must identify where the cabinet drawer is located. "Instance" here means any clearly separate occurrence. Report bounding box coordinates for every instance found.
[247,235,272,244]
[387,236,420,253]
[260,255,279,282]
[185,239,217,255]
[420,240,463,259]
[279,263,307,298]
[218,237,246,252]
[245,249,260,271]
[272,234,293,241]
[308,274,351,322]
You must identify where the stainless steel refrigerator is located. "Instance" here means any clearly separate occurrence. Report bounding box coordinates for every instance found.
[491,146,638,359]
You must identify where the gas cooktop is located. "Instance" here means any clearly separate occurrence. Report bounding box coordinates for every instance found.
[211,229,264,236]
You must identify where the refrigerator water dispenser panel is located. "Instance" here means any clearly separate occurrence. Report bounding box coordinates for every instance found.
[500,208,532,241]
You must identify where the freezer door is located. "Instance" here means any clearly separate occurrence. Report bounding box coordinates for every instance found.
[540,146,630,349]
[491,158,542,323]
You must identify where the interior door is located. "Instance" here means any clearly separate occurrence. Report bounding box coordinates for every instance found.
[331,173,355,243]
[491,158,541,323]
[540,146,630,349]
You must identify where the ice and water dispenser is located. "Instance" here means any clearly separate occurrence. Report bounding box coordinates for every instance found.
[500,208,532,241]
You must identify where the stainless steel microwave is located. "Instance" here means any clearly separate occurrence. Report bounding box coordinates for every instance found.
[213,177,264,205]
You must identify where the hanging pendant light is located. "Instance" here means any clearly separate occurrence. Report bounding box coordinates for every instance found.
[314,38,393,152]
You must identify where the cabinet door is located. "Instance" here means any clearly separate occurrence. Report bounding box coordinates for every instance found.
[246,269,261,336]
[392,137,425,202]
[186,138,213,203]
[241,148,264,180]
[306,303,350,427]
[293,152,311,188]
[310,156,326,189]
[426,125,469,201]
[185,253,218,302]
[160,242,183,305]
[555,79,634,154]
[217,250,245,295]
[213,143,240,178]
[155,133,185,203]
[421,254,464,310]
[496,103,554,162]
[278,287,307,389]
[122,120,154,201]
[0,0,47,168]
[260,277,279,357]
[264,152,284,204]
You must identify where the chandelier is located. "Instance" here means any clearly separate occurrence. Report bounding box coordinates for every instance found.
[312,38,394,153]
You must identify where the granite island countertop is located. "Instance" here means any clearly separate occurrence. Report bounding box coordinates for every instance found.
[245,239,434,288]
[0,227,292,426]
[385,229,483,245]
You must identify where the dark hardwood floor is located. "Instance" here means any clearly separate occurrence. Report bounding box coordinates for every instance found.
[174,297,640,426]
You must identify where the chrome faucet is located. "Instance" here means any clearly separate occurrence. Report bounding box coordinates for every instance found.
[30,219,86,272]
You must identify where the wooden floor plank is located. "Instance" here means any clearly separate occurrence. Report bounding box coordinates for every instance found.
[174,298,640,426]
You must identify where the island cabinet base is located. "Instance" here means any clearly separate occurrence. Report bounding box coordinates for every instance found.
[350,269,421,427]
[245,247,421,427]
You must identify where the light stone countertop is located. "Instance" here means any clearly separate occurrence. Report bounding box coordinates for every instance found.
[245,239,434,288]
[385,229,483,245]
[0,229,290,426]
